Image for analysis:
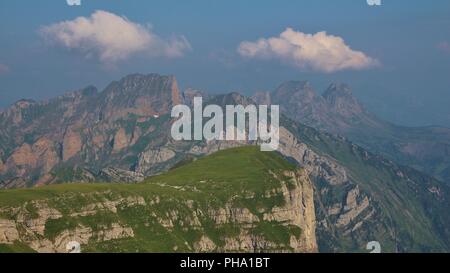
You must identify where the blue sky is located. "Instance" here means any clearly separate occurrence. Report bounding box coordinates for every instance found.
[1,0,450,127]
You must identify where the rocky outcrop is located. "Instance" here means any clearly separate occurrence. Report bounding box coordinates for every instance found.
[3,138,59,180]
[0,197,139,253]
[98,167,145,183]
[17,201,63,236]
[136,148,176,174]
[32,138,60,173]
[264,170,316,252]
[189,140,248,156]
[336,186,370,228]
[183,88,210,107]
[0,219,19,243]
[112,128,130,152]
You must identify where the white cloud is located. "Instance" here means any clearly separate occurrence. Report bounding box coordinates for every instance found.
[0,64,10,74]
[40,10,191,63]
[238,28,378,73]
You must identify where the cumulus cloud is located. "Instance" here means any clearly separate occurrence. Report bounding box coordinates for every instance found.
[238,28,378,73]
[40,10,191,63]
[0,64,10,74]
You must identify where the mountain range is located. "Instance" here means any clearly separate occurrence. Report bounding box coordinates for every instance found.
[0,73,449,252]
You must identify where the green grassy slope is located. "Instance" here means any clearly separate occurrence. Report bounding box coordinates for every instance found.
[0,147,307,253]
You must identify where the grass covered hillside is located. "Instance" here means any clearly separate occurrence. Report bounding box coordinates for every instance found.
[0,146,317,253]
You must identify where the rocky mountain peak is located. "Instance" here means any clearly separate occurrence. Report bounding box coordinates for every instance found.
[98,73,182,120]
[323,83,353,98]
[208,92,256,107]
[116,73,171,90]
[270,81,329,129]
[77,86,98,97]
[322,83,365,116]
[183,88,210,107]
[13,99,37,108]
[274,80,314,96]
[106,73,179,98]
[251,91,272,105]
[272,81,318,107]
[0,99,37,125]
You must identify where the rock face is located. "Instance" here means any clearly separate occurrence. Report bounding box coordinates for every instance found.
[62,128,83,161]
[97,74,182,121]
[266,170,316,252]
[97,167,145,183]
[272,81,329,127]
[278,127,349,186]
[0,219,19,243]
[112,128,129,152]
[135,148,176,174]
[0,199,135,253]
[0,74,182,188]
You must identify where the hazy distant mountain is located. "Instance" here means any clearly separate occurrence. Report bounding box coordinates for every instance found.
[0,74,449,252]
[252,81,450,183]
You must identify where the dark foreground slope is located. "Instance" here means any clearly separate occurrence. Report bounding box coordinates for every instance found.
[0,147,317,253]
